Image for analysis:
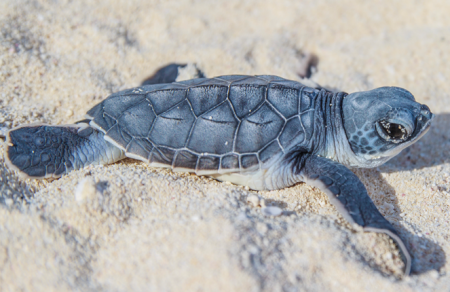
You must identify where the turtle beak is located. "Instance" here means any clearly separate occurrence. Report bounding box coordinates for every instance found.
[412,104,433,141]
[420,104,434,121]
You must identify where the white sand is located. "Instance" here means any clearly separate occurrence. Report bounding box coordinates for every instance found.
[1,0,450,291]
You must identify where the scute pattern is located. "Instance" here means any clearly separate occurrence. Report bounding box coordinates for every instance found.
[241,154,258,169]
[198,156,220,173]
[229,83,266,118]
[88,75,319,174]
[150,147,175,164]
[301,111,315,140]
[267,84,300,118]
[221,154,239,171]
[188,102,238,154]
[301,87,318,112]
[260,141,283,163]
[280,118,305,149]
[127,138,153,160]
[103,94,145,118]
[106,124,131,148]
[147,89,186,114]
[118,101,155,137]
[187,85,228,116]
[149,100,195,148]
[235,103,284,153]
[173,150,198,170]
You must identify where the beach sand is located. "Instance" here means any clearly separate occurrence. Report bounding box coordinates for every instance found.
[1,0,450,291]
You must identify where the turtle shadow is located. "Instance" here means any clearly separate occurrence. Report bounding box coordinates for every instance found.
[357,168,446,274]
[380,113,450,172]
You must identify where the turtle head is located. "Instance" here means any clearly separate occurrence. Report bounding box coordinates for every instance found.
[342,86,433,167]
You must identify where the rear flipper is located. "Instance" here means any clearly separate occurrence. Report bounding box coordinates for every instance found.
[141,63,206,86]
[5,123,125,179]
[297,155,411,275]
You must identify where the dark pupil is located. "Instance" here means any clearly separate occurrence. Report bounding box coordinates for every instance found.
[381,121,406,139]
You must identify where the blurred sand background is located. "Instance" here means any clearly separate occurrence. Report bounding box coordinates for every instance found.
[1,0,450,291]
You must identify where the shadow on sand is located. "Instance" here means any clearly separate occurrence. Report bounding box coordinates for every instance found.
[356,168,446,274]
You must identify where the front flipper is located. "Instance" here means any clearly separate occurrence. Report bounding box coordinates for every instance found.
[298,155,411,275]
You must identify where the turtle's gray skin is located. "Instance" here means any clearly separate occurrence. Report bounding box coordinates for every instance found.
[4,65,434,275]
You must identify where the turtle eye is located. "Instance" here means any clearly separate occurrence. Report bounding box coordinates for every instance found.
[379,120,408,140]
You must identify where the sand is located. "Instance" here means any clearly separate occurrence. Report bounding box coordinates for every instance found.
[1,0,450,291]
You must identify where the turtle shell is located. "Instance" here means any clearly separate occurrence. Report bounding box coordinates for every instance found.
[86,75,319,174]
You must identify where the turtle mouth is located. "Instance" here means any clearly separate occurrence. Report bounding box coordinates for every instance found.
[411,113,434,142]
[376,119,412,143]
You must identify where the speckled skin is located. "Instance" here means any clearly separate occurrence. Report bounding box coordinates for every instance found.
[5,68,434,275]
[343,87,433,167]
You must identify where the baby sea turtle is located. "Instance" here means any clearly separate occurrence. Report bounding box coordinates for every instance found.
[4,64,434,275]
